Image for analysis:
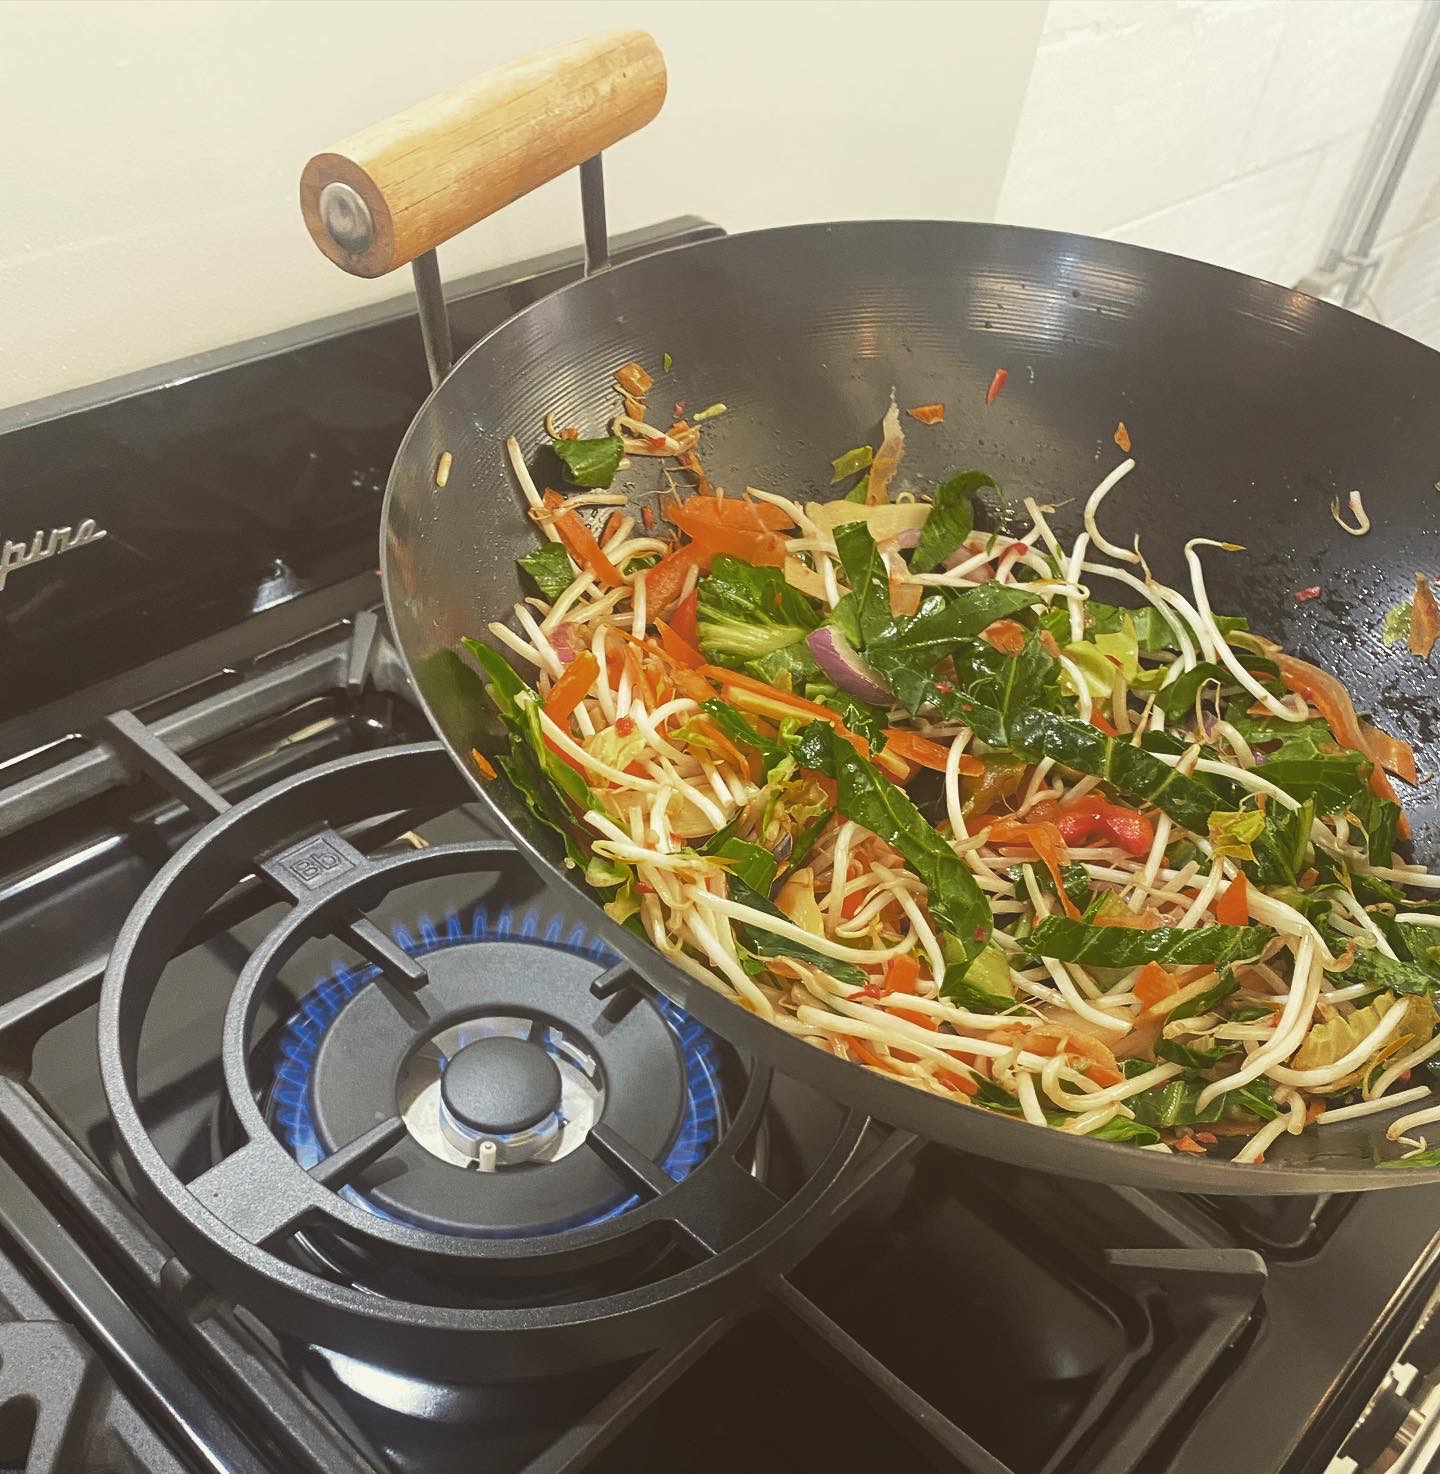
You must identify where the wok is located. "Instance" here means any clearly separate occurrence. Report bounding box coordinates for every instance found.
[303,32,1440,1193]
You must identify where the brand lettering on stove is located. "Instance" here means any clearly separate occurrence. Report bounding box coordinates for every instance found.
[0,520,108,593]
[281,837,355,889]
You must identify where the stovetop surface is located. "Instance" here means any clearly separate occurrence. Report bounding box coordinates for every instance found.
[0,223,1436,1474]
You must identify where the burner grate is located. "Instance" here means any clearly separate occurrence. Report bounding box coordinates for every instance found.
[98,738,868,1381]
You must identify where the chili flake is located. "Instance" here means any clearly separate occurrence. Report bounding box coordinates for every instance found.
[1294,585,1322,603]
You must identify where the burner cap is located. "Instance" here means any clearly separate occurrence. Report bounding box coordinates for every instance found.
[441,1036,561,1135]
[288,937,704,1235]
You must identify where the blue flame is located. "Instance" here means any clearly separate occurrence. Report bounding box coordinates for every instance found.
[269,906,723,1234]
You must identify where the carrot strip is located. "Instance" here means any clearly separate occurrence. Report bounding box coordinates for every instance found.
[987,818,1080,919]
[679,520,788,567]
[1133,962,1177,1009]
[935,1067,979,1096]
[667,495,794,533]
[1216,872,1249,926]
[671,588,700,648]
[982,619,1028,656]
[657,618,704,668]
[542,651,599,727]
[542,491,622,588]
[882,955,921,994]
[641,545,699,613]
[881,729,954,772]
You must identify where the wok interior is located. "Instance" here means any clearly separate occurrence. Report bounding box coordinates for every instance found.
[384,221,1440,1191]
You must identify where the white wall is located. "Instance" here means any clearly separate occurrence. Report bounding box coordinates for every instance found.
[998,0,1440,349]
[0,0,1047,410]
[4,0,1437,413]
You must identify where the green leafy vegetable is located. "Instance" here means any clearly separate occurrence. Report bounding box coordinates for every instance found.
[1329,940,1439,998]
[697,556,821,667]
[794,722,993,962]
[517,542,576,601]
[551,434,624,489]
[1351,871,1410,906]
[1030,860,1093,911]
[726,876,866,985]
[940,942,1013,1008]
[832,521,895,643]
[1155,662,1233,720]
[1156,1037,1240,1068]
[970,1076,1024,1114]
[911,471,991,574]
[1256,754,1368,814]
[1348,790,1401,865]
[1222,701,1339,762]
[1164,968,1239,1022]
[1381,1146,1440,1168]
[700,698,787,777]
[1023,919,1271,967]
[1060,641,1122,702]
[1086,602,1187,653]
[1086,1116,1161,1145]
[776,810,832,885]
[831,445,874,483]
[1126,1071,1277,1129]
[462,639,594,865]
[1245,797,1314,888]
[709,837,777,896]
[868,586,1046,698]
[1090,620,1168,692]
[1224,1077,1281,1122]
[662,350,673,373]
[1395,923,1440,981]
[805,679,889,752]
[585,855,629,890]
[1128,1076,1225,1128]
[882,628,1059,745]
[745,642,821,685]
[1004,710,1241,832]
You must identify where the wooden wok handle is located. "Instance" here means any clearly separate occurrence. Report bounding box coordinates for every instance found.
[300,30,666,278]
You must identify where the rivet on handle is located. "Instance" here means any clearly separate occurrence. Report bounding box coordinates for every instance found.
[318,182,375,256]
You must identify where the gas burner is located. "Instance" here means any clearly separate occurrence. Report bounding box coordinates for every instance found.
[268,906,724,1234]
[100,743,868,1380]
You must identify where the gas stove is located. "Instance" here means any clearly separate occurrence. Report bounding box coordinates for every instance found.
[1,220,1439,1474]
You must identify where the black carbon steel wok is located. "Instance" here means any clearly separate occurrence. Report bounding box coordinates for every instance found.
[310,35,1440,1193]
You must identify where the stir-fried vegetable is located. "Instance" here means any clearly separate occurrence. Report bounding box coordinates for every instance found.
[475,377,1437,1167]
[1411,574,1440,659]
[551,435,625,489]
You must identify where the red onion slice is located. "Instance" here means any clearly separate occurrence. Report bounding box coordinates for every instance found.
[550,622,580,664]
[806,626,893,705]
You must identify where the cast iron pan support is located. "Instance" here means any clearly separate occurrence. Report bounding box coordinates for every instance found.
[299,29,663,385]
[97,726,872,1380]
